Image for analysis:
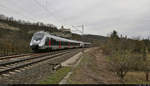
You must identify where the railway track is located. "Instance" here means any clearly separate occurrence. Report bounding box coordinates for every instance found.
[0,53,34,60]
[0,49,78,76]
[0,50,66,61]
[0,52,33,58]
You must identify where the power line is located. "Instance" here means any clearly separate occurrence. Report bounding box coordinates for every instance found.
[44,0,65,22]
[33,0,62,24]
[8,0,41,21]
[0,0,57,23]
[0,0,85,33]
[0,3,38,22]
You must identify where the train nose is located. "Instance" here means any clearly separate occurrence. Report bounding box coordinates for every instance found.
[31,45,39,49]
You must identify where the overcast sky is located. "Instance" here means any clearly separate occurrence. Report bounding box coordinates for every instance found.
[0,0,150,38]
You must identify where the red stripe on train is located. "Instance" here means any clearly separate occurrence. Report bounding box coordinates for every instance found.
[59,41,61,48]
[49,40,51,47]
[68,42,70,48]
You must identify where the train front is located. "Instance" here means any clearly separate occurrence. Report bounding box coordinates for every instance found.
[30,32,45,51]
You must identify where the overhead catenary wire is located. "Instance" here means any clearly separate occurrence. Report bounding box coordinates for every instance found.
[0,0,85,33]
[0,0,56,23]
[6,0,42,22]
[33,0,63,25]
[0,3,38,22]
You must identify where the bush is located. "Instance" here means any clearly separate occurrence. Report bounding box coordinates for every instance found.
[109,50,133,79]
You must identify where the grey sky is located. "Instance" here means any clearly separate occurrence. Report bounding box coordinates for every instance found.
[0,0,150,38]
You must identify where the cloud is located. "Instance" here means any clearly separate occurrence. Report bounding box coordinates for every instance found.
[0,0,150,38]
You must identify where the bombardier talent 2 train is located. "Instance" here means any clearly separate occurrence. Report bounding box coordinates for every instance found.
[30,31,91,52]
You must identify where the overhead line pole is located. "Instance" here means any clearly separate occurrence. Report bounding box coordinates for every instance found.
[82,24,84,53]
[71,24,85,53]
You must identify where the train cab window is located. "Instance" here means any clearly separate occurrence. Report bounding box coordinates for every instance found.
[33,33,44,41]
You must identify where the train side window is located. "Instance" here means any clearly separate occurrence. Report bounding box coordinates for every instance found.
[56,40,60,46]
[51,38,54,45]
[70,43,73,46]
[51,38,57,45]
[62,42,64,46]
[61,41,63,45]
[62,41,66,45]
[64,41,66,46]
[45,37,49,45]
[55,40,59,45]
[65,42,67,46]
[63,41,65,45]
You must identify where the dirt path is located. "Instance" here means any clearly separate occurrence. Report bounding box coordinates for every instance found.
[67,47,121,84]
[59,48,92,84]
[61,48,92,67]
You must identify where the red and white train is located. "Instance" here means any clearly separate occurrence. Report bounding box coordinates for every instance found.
[30,31,91,52]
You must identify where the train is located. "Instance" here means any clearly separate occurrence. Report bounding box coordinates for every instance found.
[30,31,91,52]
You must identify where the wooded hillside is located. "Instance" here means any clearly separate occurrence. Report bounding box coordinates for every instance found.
[0,14,107,54]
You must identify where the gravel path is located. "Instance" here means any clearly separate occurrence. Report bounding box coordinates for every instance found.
[61,48,92,67]
[59,48,94,84]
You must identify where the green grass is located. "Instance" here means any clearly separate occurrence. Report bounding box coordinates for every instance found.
[40,67,71,84]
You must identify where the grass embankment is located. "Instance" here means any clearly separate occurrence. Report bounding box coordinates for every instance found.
[40,67,71,84]
[123,54,150,84]
[125,72,150,84]
[68,47,121,84]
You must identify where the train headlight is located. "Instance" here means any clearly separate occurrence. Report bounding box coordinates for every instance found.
[37,40,41,43]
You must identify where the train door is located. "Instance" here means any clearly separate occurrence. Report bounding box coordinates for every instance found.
[51,38,58,50]
[45,37,49,48]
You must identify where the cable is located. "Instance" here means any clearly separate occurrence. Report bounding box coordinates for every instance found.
[0,3,38,22]
[0,0,85,34]
[8,0,41,21]
[33,0,66,25]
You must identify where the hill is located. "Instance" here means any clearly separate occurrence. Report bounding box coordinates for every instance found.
[82,34,108,46]
[0,14,107,54]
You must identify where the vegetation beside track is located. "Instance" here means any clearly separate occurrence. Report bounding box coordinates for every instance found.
[124,72,150,84]
[67,30,150,84]
[39,67,71,84]
[67,47,121,84]
[101,30,150,84]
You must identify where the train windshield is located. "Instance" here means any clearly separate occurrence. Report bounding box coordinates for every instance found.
[33,33,44,41]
